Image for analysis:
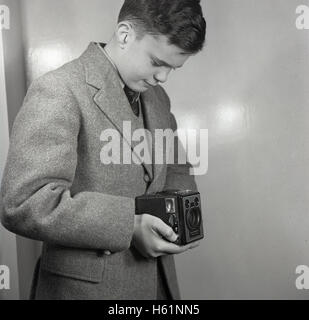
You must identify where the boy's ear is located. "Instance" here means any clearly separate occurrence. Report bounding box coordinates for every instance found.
[116,22,135,48]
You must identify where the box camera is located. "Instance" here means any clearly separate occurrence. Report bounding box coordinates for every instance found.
[135,190,204,245]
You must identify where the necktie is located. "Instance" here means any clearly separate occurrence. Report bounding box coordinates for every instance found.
[124,85,140,117]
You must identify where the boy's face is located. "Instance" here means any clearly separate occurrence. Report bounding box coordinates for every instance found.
[118,31,192,92]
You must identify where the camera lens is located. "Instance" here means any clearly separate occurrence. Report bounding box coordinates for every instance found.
[186,207,201,231]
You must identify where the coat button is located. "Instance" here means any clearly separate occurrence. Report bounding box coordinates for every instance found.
[97,250,105,257]
[144,174,151,183]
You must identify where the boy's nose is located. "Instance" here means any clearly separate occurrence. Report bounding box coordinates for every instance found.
[154,68,171,83]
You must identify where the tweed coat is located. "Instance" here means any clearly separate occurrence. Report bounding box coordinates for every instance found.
[0,42,197,300]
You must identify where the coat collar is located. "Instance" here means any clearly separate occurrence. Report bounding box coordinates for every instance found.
[79,42,170,182]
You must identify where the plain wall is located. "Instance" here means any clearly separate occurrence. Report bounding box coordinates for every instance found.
[0,26,19,300]
[1,0,40,301]
[172,0,309,299]
[1,0,309,299]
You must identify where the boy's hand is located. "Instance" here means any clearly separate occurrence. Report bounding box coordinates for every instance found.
[131,213,200,259]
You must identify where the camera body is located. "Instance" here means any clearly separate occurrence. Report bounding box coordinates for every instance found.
[135,190,204,245]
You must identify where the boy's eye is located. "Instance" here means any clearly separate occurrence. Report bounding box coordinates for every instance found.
[151,60,162,67]
[151,60,176,71]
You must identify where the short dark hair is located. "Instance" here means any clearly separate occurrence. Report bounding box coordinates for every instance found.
[118,0,206,54]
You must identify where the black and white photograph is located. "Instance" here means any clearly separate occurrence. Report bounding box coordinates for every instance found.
[0,0,308,303]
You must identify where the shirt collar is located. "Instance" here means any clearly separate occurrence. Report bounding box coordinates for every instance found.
[96,43,140,101]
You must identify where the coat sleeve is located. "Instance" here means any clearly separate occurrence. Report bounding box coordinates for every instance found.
[0,76,135,252]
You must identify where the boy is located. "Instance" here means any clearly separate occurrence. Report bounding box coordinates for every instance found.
[0,0,206,299]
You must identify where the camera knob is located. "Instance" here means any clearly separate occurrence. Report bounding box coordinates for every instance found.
[168,214,178,228]
[194,197,199,206]
[185,199,190,208]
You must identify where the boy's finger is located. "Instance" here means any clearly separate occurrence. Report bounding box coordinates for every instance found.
[153,217,178,243]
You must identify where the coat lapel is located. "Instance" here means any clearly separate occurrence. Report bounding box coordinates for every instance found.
[80,42,154,180]
[141,89,170,186]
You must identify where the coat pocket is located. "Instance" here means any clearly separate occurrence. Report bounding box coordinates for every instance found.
[40,244,105,283]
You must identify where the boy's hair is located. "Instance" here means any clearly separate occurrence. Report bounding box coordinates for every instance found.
[118,0,206,54]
